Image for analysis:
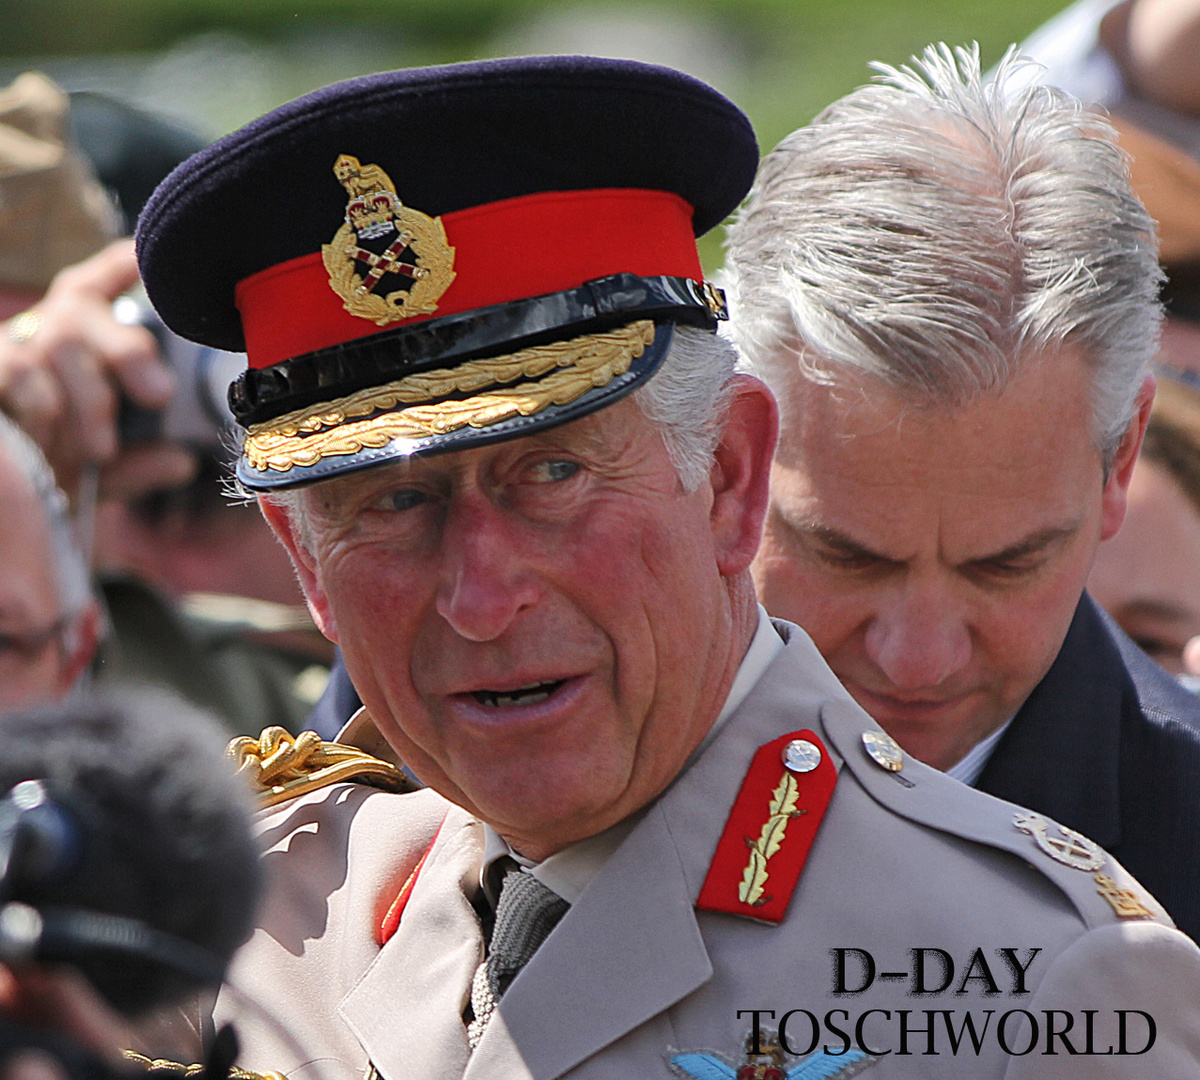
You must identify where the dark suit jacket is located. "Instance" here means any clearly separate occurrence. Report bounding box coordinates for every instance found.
[308,646,360,740]
[977,592,1200,942]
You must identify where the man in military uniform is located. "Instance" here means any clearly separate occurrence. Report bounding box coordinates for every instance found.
[139,54,1200,1080]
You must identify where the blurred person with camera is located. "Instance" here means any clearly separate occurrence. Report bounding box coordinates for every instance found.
[0,687,263,1080]
[0,72,330,732]
[0,72,189,506]
[0,77,109,715]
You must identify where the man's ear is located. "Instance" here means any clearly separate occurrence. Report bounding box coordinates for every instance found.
[258,496,339,643]
[710,374,779,577]
[1100,372,1155,541]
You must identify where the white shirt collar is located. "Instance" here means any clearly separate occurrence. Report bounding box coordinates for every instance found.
[481,605,785,905]
[943,717,1014,786]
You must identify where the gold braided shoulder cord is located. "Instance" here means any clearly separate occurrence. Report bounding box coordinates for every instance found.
[243,320,654,472]
[228,726,416,809]
[124,1051,285,1080]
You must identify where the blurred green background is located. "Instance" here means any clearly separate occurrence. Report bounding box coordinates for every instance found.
[0,0,1070,264]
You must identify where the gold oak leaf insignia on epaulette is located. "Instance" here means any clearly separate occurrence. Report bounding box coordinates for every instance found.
[228,726,418,809]
[738,769,804,907]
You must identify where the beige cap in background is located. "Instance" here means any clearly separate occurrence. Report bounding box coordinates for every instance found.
[0,71,119,293]
[1111,112,1200,266]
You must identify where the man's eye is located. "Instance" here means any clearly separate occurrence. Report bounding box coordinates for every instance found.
[376,489,427,511]
[530,460,580,483]
[972,558,1039,581]
[808,541,880,570]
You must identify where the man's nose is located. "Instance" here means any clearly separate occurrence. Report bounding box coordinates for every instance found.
[863,582,972,691]
[434,496,541,642]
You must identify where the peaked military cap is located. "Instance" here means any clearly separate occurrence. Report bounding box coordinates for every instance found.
[136,56,758,490]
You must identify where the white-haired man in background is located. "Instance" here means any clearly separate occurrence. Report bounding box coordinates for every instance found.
[724,43,1200,942]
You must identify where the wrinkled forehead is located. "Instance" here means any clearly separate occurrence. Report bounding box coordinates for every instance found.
[774,339,1097,431]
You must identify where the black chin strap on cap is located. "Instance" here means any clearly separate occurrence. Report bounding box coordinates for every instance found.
[228,272,726,426]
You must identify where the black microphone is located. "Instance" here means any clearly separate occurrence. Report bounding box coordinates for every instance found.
[0,688,263,1017]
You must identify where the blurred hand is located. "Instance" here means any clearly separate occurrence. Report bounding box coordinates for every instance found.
[0,964,133,1080]
[0,240,195,502]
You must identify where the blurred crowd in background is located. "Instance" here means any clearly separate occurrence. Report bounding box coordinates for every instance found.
[0,71,332,732]
[0,0,1198,726]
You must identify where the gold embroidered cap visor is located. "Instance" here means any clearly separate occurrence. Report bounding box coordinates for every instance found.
[236,318,671,489]
[226,264,725,490]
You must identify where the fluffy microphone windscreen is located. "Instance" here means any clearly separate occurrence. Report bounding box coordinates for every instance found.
[0,688,262,1015]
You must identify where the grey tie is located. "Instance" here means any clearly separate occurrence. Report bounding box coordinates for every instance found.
[467,861,569,1048]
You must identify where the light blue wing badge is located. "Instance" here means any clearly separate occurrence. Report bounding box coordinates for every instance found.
[669,1052,738,1080]
[788,1048,873,1079]
[670,1032,874,1080]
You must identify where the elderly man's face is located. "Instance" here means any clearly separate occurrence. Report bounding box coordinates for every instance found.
[0,458,74,711]
[754,346,1148,771]
[266,386,774,858]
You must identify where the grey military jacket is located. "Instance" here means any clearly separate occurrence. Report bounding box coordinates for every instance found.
[219,621,1200,1079]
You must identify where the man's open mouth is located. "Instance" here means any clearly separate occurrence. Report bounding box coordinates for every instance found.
[471,680,566,708]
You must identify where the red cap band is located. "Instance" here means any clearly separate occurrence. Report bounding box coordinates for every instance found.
[236,187,701,369]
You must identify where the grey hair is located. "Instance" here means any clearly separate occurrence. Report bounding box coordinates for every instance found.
[261,323,739,539]
[633,323,739,490]
[0,414,92,619]
[723,42,1162,469]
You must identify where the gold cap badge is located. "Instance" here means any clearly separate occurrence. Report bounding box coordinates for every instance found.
[321,154,456,325]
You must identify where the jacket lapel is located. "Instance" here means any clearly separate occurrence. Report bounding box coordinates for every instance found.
[465,798,712,1080]
[339,805,485,1080]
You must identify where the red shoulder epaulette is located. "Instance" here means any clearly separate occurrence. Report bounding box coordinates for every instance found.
[696,729,837,924]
